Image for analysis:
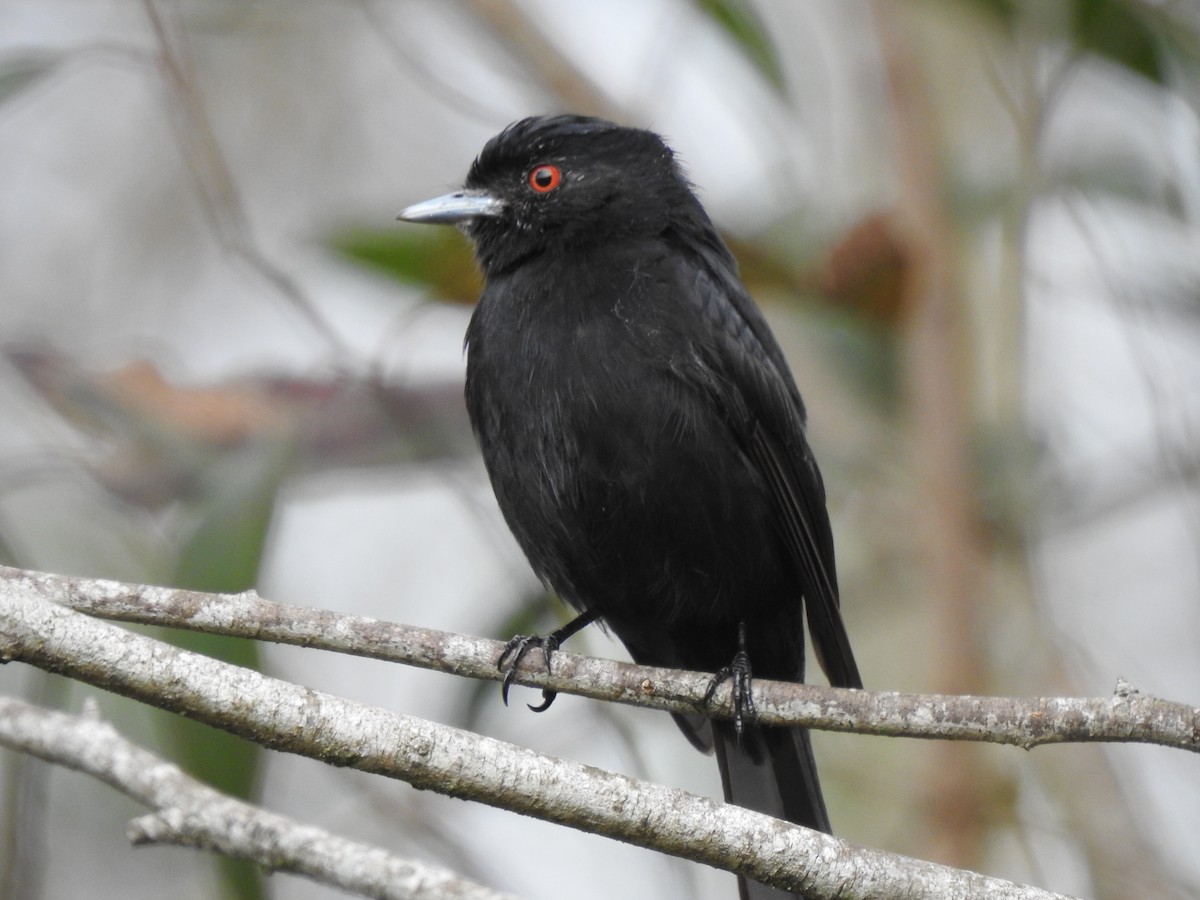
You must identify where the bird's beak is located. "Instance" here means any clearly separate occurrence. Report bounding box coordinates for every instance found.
[397,190,506,225]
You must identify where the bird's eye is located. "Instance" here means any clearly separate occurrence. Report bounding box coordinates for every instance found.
[528,164,562,193]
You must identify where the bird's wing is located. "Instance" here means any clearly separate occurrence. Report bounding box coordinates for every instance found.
[679,246,862,690]
[750,422,861,689]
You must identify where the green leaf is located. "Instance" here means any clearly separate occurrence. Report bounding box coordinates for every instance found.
[149,639,264,900]
[693,0,786,92]
[331,226,481,304]
[0,53,60,105]
[933,0,1189,84]
[947,0,1022,31]
[171,455,283,594]
[158,443,289,900]
[1073,0,1166,84]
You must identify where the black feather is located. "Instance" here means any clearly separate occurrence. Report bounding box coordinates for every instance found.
[401,115,860,899]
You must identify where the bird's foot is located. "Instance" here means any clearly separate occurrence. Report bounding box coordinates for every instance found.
[497,633,559,712]
[496,609,600,713]
[703,623,755,740]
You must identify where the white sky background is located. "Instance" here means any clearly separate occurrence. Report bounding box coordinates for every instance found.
[0,2,1198,899]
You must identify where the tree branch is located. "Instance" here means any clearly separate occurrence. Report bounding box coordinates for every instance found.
[13,565,1197,755]
[0,696,518,900]
[0,568,1074,899]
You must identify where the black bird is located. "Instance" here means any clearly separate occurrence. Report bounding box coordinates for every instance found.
[399,115,861,900]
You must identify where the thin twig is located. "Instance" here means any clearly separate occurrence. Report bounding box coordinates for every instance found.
[141,0,350,356]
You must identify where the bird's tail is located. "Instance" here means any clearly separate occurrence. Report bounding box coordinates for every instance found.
[713,723,827,899]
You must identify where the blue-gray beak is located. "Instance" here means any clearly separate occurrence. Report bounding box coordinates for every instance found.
[397,190,506,225]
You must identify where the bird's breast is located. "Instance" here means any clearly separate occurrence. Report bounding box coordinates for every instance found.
[463,252,789,633]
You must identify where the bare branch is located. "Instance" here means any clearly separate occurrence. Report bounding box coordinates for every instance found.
[19,565,1198,755]
[0,569,1073,899]
[141,0,350,356]
[0,697,518,900]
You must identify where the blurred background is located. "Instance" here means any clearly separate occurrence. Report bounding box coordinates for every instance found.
[1,1,1198,898]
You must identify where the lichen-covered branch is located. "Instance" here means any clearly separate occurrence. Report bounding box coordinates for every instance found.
[0,568,1073,899]
[0,697,519,900]
[15,565,1197,754]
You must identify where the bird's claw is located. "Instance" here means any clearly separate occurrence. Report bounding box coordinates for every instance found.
[497,633,560,712]
[704,646,755,740]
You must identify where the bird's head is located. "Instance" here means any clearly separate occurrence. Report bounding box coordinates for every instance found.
[398,115,699,275]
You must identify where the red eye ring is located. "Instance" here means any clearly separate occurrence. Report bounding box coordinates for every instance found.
[528,164,562,193]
